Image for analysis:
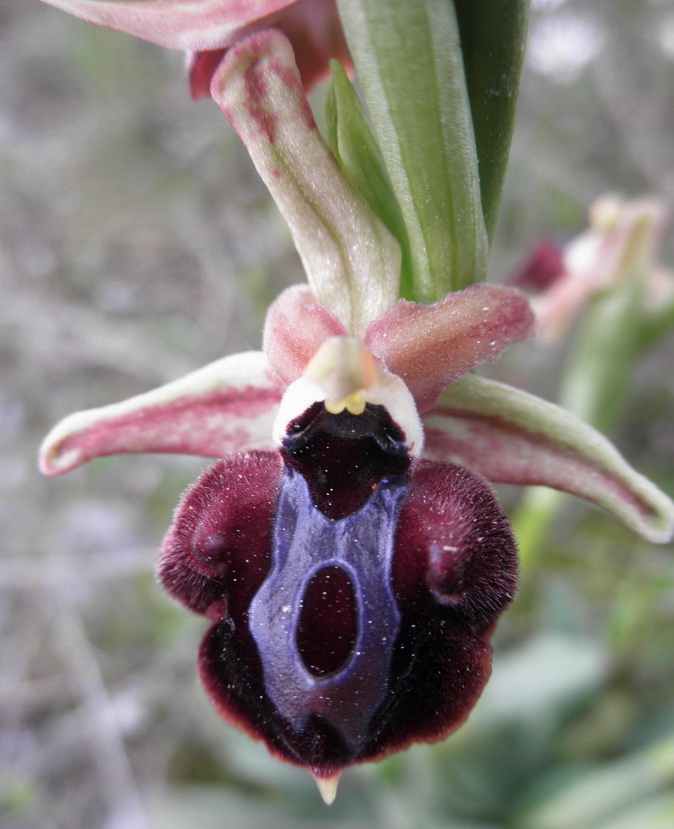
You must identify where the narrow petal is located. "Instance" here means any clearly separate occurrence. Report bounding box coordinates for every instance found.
[211,29,400,335]
[364,284,535,413]
[39,352,283,475]
[39,0,297,51]
[423,375,674,544]
[262,285,346,385]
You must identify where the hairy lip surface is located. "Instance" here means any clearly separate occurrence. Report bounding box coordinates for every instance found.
[158,442,518,775]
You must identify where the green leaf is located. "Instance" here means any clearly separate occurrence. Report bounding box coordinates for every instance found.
[518,734,674,829]
[325,60,414,299]
[453,0,530,238]
[336,0,488,301]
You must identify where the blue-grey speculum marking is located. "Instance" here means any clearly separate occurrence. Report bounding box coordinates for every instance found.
[248,466,405,749]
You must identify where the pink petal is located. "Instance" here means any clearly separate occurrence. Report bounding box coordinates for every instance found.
[39,0,297,51]
[39,352,283,476]
[364,284,535,413]
[262,285,347,385]
[277,0,352,90]
[423,375,674,544]
[211,29,400,335]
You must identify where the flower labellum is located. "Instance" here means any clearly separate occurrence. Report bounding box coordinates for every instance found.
[158,336,518,778]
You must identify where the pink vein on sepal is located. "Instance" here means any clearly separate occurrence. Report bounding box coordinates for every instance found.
[40,352,283,475]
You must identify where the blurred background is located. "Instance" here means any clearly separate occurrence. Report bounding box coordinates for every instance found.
[1,1,673,827]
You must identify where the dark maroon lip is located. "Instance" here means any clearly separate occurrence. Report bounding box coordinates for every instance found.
[157,351,517,777]
[158,441,517,776]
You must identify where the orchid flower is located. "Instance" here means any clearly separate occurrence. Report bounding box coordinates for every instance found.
[38,31,674,794]
[38,0,350,99]
[512,195,671,342]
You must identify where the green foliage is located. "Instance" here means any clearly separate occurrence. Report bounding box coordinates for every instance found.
[8,4,674,829]
[336,0,489,301]
[325,61,414,298]
[453,0,530,238]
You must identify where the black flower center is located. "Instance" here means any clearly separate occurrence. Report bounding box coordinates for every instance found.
[282,402,410,519]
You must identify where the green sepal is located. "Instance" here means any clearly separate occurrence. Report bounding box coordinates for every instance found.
[454,0,530,239]
[324,61,414,299]
[336,0,488,302]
